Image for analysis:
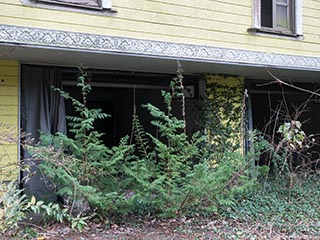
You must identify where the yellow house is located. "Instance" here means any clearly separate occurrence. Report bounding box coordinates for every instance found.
[0,0,319,196]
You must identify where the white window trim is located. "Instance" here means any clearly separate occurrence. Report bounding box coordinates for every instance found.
[101,0,112,9]
[37,0,112,10]
[251,0,302,37]
[294,0,303,35]
[21,0,115,15]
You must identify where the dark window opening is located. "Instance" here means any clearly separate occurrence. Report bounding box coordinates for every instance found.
[261,0,273,28]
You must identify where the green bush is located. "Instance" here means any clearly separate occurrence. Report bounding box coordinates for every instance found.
[0,180,85,235]
[224,175,320,236]
[0,181,30,234]
[28,67,265,220]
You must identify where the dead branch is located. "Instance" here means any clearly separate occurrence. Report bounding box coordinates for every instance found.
[266,69,320,97]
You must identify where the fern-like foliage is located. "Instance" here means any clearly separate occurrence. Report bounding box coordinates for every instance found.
[132,114,153,161]
[27,66,264,220]
[51,67,109,180]
[31,67,134,216]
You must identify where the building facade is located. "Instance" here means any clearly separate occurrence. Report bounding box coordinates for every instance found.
[0,0,319,186]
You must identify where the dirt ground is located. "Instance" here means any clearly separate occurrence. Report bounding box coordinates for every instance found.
[6,217,318,240]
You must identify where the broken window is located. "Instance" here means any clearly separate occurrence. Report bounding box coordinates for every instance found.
[251,0,302,36]
[262,0,293,32]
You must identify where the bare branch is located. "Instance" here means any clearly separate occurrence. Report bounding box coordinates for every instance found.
[266,69,320,97]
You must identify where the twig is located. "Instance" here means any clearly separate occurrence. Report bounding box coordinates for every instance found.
[266,69,320,97]
[177,188,192,213]
[130,84,136,145]
[176,61,187,135]
[19,221,45,231]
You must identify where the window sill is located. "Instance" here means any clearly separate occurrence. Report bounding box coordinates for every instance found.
[22,0,117,16]
[247,28,303,40]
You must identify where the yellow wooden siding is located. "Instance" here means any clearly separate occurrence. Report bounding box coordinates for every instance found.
[0,144,17,155]
[0,0,319,58]
[0,60,19,181]
[0,154,18,181]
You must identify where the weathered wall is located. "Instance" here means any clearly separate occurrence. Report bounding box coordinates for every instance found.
[0,0,319,57]
[0,60,19,181]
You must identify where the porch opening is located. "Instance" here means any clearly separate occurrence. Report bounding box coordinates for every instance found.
[20,64,200,198]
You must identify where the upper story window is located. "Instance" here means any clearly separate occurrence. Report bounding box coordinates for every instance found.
[37,0,111,9]
[22,0,114,13]
[250,0,302,37]
[261,0,293,32]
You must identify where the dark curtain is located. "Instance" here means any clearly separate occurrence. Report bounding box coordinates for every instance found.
[21,65,66,201]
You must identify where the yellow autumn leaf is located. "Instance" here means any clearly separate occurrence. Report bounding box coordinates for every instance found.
[30,195,36,205]
[36,236,46,240]
[0,208,4,218]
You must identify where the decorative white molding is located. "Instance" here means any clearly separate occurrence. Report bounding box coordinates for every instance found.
[0,24,319,71]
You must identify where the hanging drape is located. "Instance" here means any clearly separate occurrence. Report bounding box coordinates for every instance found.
[21,65,66,200]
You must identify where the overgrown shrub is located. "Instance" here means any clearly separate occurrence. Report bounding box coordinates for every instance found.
[0,123,82,236]
[0,181,30,234]
[27,67,265,220]
[249,118,318,188]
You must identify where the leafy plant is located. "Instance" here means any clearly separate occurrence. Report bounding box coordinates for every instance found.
[224,175,320,237]
[28,67,265,221]
[129,69,262,216]
[0,180,83,235]
[29,67,135,218]
[277,121,306,148]
[0,181,30,234]
[50,67,110,184]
